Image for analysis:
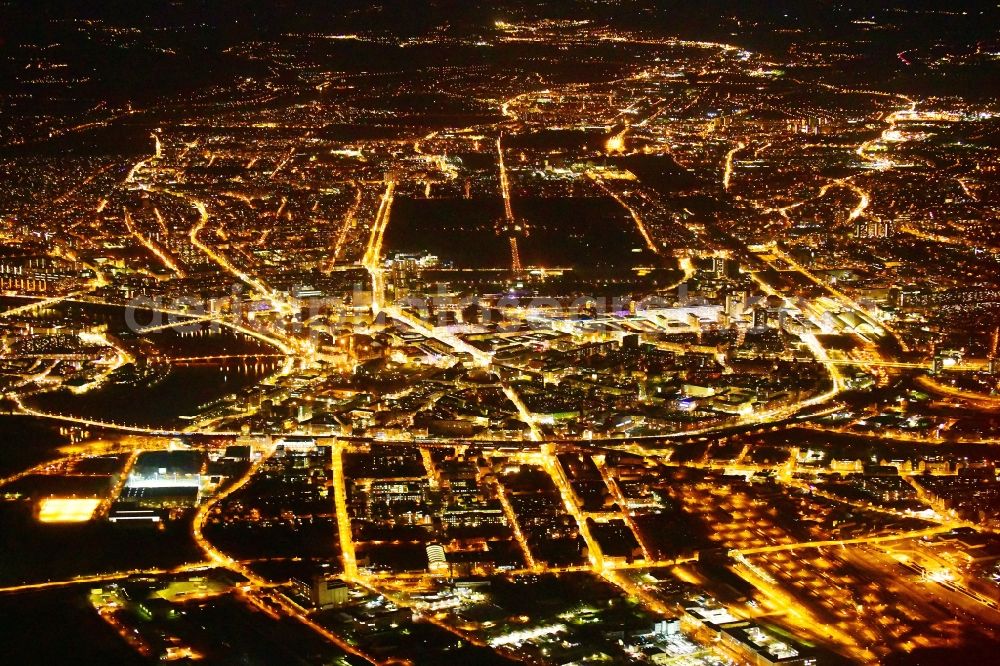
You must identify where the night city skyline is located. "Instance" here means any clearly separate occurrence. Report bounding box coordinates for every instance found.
[0,2,999,664]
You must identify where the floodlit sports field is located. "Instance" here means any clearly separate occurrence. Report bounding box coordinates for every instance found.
[37,498,101,523]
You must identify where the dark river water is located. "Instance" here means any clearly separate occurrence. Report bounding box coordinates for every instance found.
[2,298,281,428]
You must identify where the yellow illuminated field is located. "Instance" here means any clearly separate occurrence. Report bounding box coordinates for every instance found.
[37,498,101,523]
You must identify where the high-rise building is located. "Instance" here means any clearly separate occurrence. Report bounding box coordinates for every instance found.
[854,219,894,239]
[426,543,448,572]
[309,575,349,608]
[753,306,770,329]
[932,355,944,373]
